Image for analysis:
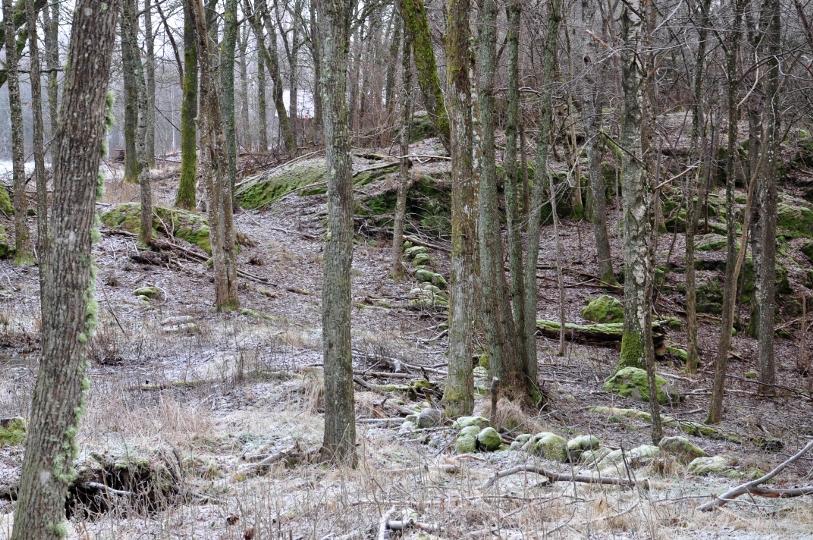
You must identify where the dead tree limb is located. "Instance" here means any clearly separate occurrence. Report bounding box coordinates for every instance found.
[699,440,813,511]
[483,465,649,489]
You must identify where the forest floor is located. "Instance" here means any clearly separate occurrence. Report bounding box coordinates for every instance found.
[0,135,812,539]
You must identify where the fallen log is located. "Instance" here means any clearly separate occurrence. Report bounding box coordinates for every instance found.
[536,319,666,352]
[699,440,813,511]
[483,464,649,489]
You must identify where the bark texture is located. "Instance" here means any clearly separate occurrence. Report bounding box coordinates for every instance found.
[10,2,119,537]
[176,3,198,210]
[391,10,412,279]
[318,0,357,464]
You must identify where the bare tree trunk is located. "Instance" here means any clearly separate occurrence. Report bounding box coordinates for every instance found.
[476,0,531,402]
[221,0,238,195]
[26,0,47,260]
[524,0,561,386]
[189,0,240,311]
[257,40,269,151]
[707,0,745,424]
[504,0,526,363]
[685,0,712,374]
[144,0,156,167]
[616,0,651,371]
[384,8,401,120]
[176,3,198,209]
[10,3,119,536]
[42,0,59,156]
[442,0,476,418]
[400,0,450,152]
[4,0,32,265]
[755,0,781,394]
[318,0,357,465]
[309,0,322,141]
[391,11,411,279]
[238,25,252,151]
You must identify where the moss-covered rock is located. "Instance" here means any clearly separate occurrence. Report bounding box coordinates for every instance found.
[133,286,162,300]
[667,346,689,363]
[589,406,653,423]
[404,245,428,258]
[0,184,12,216]
[0,417,26,447]
[415,268,447,288]
[566,435,601,462]
[603,367,680,404]
[777,198,813,239]
[412,252,431,267]
[477,427,502,451]
[597,444,660,473]
[525,432,568,462]
[409,111,437,142]
[407,284,448,310]
[580,447,612,467]
[454,433,477,453]
[801,241,813,264]
[510,433,532,450]
[581,295,624,323]
[453,416,490,431]
[695,233,728,252]
[697,280,723,314]
[101,203,212,253]
[658,436,707,463]
[0,225,11,259]
[687,455,734,476]
[416,408,442,428]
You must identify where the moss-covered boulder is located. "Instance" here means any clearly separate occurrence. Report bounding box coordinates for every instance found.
[777,198,813,239]
[695,233,728,252]
[658,436,707,463]
[133,285,162,300]
[510,433,532,450]
[407,285,448,311]
[603,367,680,404]
[525,432,568,461]
[566,435,601,462]
[687,455,734,476]
[415,268,447,289]
[697,280,723,314]
[477,427,502,451]
[0,417,26,447]
[453,416,490,431]
[801,240,813,264]
[416,408,442,428]
[454,425,481,453]
[581,295,623,323]
[0,184,12,216]
[405,245,428,258]
[596,444,660,473]
[235,155,399,210]
[101,203,212,253]
[0,225,11,259]
[580,447,612,467]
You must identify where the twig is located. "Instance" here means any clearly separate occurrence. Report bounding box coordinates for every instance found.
[699,440,813,511]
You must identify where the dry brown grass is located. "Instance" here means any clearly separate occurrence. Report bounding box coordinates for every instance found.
[479,397,545,435]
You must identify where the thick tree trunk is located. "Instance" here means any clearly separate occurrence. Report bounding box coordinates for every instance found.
[755,0,781,394]
[707,0,745,424]
[391,12,412,279]
[238,26,252,151]
[121,3,140,185]
[317,0,357,465]
[524,0,561,385]
[442,0,476,418]
[10,3,119,537]
[400,0,450,152]
[176,4,198,209]
[616,0,651,371]
[309,0,322,142]
[3,0,32,265]
[476,0,531,403]
[189,0,240,311]
[26,0,47,259]
[504,0,526,361]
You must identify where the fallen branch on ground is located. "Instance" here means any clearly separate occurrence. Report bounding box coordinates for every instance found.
[483,465,649,489]
[699,440,813,511]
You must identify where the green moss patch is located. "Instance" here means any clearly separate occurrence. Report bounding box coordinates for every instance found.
[777,198,813,239]
[0,417,26,446]
[603,366,681,404]
[0,224,11,259]
[581,295,623,323]
[0,184,12,216]
[101,203,212,253]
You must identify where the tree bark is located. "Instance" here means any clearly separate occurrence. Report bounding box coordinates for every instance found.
[524,0,561,386]
[442,0,476,418]
[10,3,119,536]
[755,0,781,394]
[476,0,531,403]
[504,0,526,362]
[400,0,450,152]
[318,0,357,464]
[42,0,59,157]
[238,25,252,151]
[707,0,745,424]
[257,40,269,151]
[26,0,47,260]
[144,0,156,167]
[189,0,240,311]
[176,3,198,209]
[3,0,32,265]
[221,0,239,195]
[391,10,411,279]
